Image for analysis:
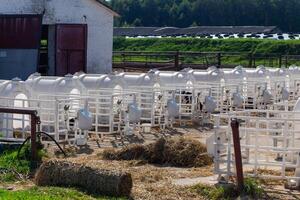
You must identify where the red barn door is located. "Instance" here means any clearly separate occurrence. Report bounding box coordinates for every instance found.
[55,24,87,76]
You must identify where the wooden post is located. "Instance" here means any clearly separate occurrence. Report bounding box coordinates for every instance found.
[231,119,244,191]
[31,114,37,164]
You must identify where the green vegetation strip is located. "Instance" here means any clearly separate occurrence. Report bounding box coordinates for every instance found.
[0,150,30,183]
[191,178,264,200]
[114,38,300,55]
[0,144,46,183]
[0,187,125,200]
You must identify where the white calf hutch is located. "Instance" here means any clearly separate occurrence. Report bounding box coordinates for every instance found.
[117,71,166,129]
[0,78,31,139]
[75,73,141,138]
[25,73,88,144]
[1,65,300,186]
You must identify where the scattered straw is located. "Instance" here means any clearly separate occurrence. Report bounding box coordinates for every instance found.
[103,137,213,168]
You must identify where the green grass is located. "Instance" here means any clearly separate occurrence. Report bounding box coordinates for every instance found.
[0,150,30,183]
[113,37,300,67]
[0,143,46,183]
[191,178,264,200]
[0,148,127,200]
[114,37,300,54]
[191,183,238,200]
[0,186,126,200]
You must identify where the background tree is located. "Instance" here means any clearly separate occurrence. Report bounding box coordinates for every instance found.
[108,0,300,32]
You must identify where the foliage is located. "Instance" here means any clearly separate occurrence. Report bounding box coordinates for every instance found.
[108,0,300,32]
[114,37,300,55]
[191,178,264,199]
[191,184,238,200]
[114,38,300,67]
[0,186,126,200]
[243,178,264,198]
[0,144,46,183]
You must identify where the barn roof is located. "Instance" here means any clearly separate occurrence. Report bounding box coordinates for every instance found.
[95,0,119,17]
[114,26,280,37]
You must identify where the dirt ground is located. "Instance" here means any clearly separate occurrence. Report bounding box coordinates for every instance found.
[2,126,300,199]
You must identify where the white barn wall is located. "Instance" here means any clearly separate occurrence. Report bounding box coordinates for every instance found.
[0,0,114,74]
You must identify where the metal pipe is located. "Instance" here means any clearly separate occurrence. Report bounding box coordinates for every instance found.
[231,119,244,191]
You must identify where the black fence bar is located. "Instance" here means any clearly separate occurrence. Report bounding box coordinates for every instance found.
[113,51,300,71]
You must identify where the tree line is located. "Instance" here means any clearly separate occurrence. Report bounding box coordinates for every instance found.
[108,0,300,32]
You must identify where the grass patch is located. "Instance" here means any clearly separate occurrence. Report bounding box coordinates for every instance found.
[113,37,300,66]
[0,150,30,183]
[191,178,264,200]
[114,37,300,54]
[0,186,126,200]
[0,144,46,183]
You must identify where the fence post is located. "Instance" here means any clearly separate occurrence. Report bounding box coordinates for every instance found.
[231,119,244,191]
[217,52,221,68]
[174,51,180,70]
[285,55,288,68]
[279,55,282,68]
[248,53,253,68]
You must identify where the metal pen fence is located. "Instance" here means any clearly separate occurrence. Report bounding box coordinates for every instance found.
[113,51,300,71]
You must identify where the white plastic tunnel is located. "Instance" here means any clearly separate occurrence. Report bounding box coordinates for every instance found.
[244,65,269,80]
[154,69,198,120]
[74,72,131,130]
[26,73,86,99]
[267,68,289,101]
[151,69,195,89]
[288,65,300,98]
[75,72,127,95]
[223,65,246,83]
[117,71,160,90]
[25,73,88,131]
[243,66,273,103]
[183,66,225,84]
[288,65,300,77]
[0,78,31,139]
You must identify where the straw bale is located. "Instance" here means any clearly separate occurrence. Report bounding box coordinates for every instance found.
[35,160,132,197]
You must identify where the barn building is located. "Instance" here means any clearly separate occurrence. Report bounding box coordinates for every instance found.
[0,0,118,80]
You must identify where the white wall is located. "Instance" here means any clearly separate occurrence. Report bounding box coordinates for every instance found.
[0,0,114,73]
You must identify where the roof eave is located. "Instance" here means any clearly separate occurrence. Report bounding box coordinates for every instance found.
[95,0,120,17]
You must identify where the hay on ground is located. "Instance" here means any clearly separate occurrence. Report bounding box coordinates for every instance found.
[103,137,213,167]
[35,160,133,197]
